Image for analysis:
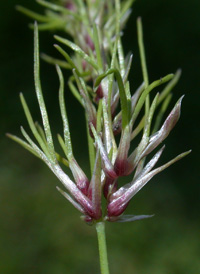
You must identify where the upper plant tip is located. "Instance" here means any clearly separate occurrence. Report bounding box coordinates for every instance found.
[161,73,174,81]
[55,64,61,73]
[180,94,185,100]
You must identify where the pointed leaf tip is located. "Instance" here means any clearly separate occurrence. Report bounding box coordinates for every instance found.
[112,214,154,222]
[141,95,184,157]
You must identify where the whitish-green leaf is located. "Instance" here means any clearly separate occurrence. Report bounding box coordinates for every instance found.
[141,96,184,157]
[91,124,116,179]
[34,22,56,163]
[102,98,114,154]
[88,150,102,219]
[152,93,172,133]
[56,186,86,214]
[56,65,73,160]
[110,149,191,208]
[113,146,165,200]
[73,70,96,126]
[114,214,154,222]
[20,126,50,164]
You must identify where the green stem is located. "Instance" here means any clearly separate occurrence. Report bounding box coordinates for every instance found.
[96,222,110,274]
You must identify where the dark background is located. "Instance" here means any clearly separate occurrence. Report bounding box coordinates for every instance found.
[0,0,199,273]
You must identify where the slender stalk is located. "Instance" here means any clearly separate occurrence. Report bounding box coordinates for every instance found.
[96,222,110,274]
[137,17,150,117]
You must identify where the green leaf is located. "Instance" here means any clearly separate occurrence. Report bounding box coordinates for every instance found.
[121,0,136,17]
[131,116,145,140]
[131,74,174,127]
[35,121,47,143]
[16,5,51,22]
[107,35,119,121]
[158,69,181,105]
[6,133,40,158]
[123,54,133,83]
[96,99,103,133]
[19,93,51,159]
[54,45,80,73]
[137,16,150,119]
[41,53,71,69]
[95,68,130,129]
[115,0,120,36]
[30,20,65,31]
[118,39,125,78]
[68,79,83,106]
[54,35,98,70]
[36,0,81,20]
[143,93,159,138]
[57,134,68,158]
[55,153,69,167]
[93,24,103,72]
[137,17,149,89]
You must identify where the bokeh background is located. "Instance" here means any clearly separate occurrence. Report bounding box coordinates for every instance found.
[0,0,199,273]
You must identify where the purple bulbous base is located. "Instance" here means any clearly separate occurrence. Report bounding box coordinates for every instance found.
[107,199,129,218]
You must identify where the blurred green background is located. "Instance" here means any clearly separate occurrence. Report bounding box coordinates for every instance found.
[0,0,200,273]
